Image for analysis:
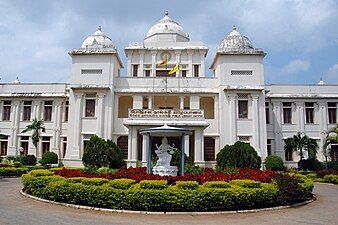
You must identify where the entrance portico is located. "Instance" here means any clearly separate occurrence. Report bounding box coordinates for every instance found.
[123,109,209,168]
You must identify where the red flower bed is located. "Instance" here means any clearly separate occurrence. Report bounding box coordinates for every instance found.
[55,167,275,184]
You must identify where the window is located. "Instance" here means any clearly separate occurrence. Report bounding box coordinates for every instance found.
[81,69,103,75]
[204,137,215,161]
[184,96,190,109]
[200,97,214,119]
[0,135,8,156]
[44,101,53,121]
[193,65,199,77]
[143,97,149,109]
[238,100,248,119]
[265,102,270,124]
[328,102,337,124]
[144,64,151,77]
[330,145,338,161]
[267,139,272,156]
[23,101,32,121]
[20,136,29,155]
[181,64,188,77]
[132,64,139,77]
[283,102,292,124]
[64,101,69,122]
[117,136,128,158]
[231,70,253,76]
[2,101,11,121]
[285,149,293,161]
[305,102,315,124]
[145,70,151,77]
[85,95,96,117]
[41,137,50,154]
[118,96,133,118]
[181,70,187,77]
[62,137,67,158]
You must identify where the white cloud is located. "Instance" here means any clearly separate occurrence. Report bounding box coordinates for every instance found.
[323,63,338,83]
[282,59,310,74]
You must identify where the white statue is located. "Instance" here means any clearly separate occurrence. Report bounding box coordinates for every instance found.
[155,137,175,167]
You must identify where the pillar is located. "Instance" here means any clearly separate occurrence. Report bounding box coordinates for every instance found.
[179,96,184,110]
[51,100,62,158]
[194,128,204,166]
[72,93,82,158]
[96,93,105,137]
[184,134,189,156]
[139,50,145,77]
[142,134,148,167]
[151,51,157,77]
[187,50,193,77]
[228,94,237,143]
[8,101,20,156]
[251,94,260,151]
[126,51,132,77]
[199,50,205,77]
[127,127,137,167]
[272,101,284,160]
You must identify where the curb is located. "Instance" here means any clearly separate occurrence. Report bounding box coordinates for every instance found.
[20,190,315,215]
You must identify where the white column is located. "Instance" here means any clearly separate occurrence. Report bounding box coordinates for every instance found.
[194,128,204,166]
[187,50,193,77]
[8,101,20,156]
[51,101,62,157]
[72,93,82,158]
[139,50,145,77]
[252,94,260,151]
[133,95,143,109]
[175,50,181,77]
[296,101,305,132]
[199,50,205,77]
[190,96,200,109]
[184,134,190,156]
[259,92,268,161]
[272,101,284,160]
[148,96,153,109]
[142,134,148,167]
[228,94,237,143]
[319,102,328,161]
[127,127,138,168]
[179,96,184,110]
[96,93,105,137]
[151,51,157,77]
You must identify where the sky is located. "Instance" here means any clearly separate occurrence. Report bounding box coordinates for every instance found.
[0,0,337,84]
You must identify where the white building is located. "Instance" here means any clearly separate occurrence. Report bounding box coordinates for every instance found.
[0,12,337,168]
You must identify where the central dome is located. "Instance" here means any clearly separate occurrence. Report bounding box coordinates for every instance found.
[218,25,253,51]
[144,11,189,42]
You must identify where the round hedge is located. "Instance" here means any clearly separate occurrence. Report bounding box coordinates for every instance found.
[265,155,284,171]
[40,152,58,166]
[21,170,314,212]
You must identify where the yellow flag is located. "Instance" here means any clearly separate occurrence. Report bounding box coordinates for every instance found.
[168,63,179,75]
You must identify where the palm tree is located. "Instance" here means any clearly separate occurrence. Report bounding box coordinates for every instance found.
[323,125,338,165]
[22,118,45,157]
[285,132,318,161]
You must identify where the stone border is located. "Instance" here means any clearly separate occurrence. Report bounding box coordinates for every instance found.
[20,190,315,215]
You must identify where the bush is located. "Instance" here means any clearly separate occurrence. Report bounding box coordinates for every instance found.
[216,141,261,171]
[298,158,323,171]
[108,179,136,189]
[20,155,37,166]
[175,181,199,190]
[229,179,261,188]
[140,180,168,190]
[67,177,109,186]
[323,174,338,184]
[184,165,204,174]
[170,149,191,167]
[265,155,284,171]
[0,167,29,176]
[97,166,118,174]
[29,169,53,177]
[82,136,115,168]
[324,161,338,170]
[203,181,230,189]
[40,152,58,166]
[107,140,125,169]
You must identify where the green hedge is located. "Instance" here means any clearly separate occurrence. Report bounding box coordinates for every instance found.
[323,175,338,184]
[0,167,29,176]
[21,170,314,212]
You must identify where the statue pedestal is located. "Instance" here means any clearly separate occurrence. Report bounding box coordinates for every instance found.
[152,166,178,176]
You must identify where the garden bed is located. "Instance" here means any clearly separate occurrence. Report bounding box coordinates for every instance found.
[21,169,314,212]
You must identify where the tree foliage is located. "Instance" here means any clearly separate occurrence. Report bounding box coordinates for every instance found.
[40,152,58,166]
[106,139,125,168]
[265,155,284,171]
[82,136,121,168]
[323,125,338,158]
[216,141,261,171]
[21,118,45,156]
[285,132,318,161]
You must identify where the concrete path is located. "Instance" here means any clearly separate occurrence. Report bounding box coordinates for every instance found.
[0,178,337,225]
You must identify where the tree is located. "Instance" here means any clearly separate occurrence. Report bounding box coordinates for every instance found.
[21,118,45,157]
[216,141,261,171]
[82,135,115,168]
[107,139,125,168]
[323,125,338,157]
[285,132,318,161]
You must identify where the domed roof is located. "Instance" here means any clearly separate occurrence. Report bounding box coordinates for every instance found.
[145,11,189,41]
[217,25,254,52]
[12,76,21,84]
[81,26,115,48]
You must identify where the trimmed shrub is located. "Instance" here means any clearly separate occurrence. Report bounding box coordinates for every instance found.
[107,140,125,168]
[67,177,109,186]
[265,155,284,171]
[0,167,29,176]
[229,179,261,188]
[203,181,230,189]
[29,169,53,177]
[19,155,37,166]
[140,180,168,190]
[216,141,261,171]
[323,174,338,184]
[175,181,199,190]
[40,152,58,166]
[298,158,323,171]
[108,178,136,189]
[82,136,115,168]
[184,165,204,174]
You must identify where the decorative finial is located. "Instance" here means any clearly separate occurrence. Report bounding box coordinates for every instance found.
[98,26,102,31]
[164,10,169,16]
[232,25,237,31]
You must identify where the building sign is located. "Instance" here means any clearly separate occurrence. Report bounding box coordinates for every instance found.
[129,109,204,120]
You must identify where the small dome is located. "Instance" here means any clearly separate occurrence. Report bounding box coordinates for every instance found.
[145,11,188,41]
[318,78,325,85]
[217,25,254,52]
[12,76,21,84]
[81,26,115,48]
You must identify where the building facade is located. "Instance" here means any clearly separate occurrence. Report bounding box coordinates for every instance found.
[0,12,337,167]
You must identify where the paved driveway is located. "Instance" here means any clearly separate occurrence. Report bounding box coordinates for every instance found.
[0,178,337,225]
